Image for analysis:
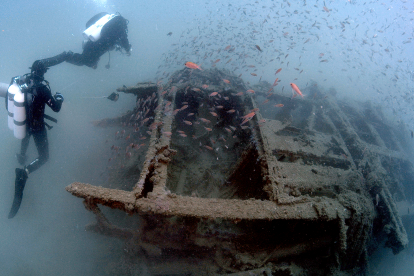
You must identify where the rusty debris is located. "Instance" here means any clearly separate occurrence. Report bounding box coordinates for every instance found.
[66,68,412,275]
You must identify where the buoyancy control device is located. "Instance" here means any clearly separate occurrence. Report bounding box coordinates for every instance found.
[83,13,117,42]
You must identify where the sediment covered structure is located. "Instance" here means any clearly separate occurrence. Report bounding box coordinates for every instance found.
[66,68,412,275]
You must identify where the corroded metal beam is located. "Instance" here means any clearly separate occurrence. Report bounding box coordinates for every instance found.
[66,182,350,221]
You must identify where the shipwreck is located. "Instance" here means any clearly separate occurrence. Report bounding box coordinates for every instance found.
[66,68,413,275]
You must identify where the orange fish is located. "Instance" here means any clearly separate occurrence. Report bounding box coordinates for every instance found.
[250,73,257,76]
[204,145,213,150]
[185,62,203,70]
[224,45,231,50]
[223,79,230,84]
[226,109,236,113]
[210,112,218,117]
[199,118,211,124]
[202,84,209,89]
[323,6,329,13]
[272,78,279,86]
[204,127,212,132]
[290,83,304,98]
[262,99,269,104]
[274,104,284,107]
[214,59,221,63]
[242,112,256,119]
[183,120,193,125]
[246,89,255,94]
[209,92,219,97]
[275,68,282,74]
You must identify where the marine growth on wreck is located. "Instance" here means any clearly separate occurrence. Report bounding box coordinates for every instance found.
[66,68,413,275]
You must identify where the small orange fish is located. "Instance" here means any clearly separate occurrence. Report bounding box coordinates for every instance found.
[200,118,211,123]
[179,133,187,137]
[214,59,221,63]
[185,62,203,70]
[202,84,209,89]
[290,83,304,98]
[275,68,282,74]
[226,109,236,113]
[323,6,329,13]
[210,112,218,117]
[183,120,193,125]
[242,112,256,119]
[180,105,188,110]
[204,145,213,150]
[250,108,259,113]
[250,73,257,76]
[224,45,231,50]
[262,99,269,104]
[272,78,279,86]
[236,92,243,96]
[209,92,219,97]
[246,89,255,94]
[274,104,284,107]
[204,127,212,132]
[223,79,230,84]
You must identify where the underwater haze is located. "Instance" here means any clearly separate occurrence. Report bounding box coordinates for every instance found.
[0,0,414,275]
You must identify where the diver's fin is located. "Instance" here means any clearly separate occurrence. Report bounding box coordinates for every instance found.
[8,168,28,219]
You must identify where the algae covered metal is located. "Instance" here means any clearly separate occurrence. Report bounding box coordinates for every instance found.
[66,68,412,275]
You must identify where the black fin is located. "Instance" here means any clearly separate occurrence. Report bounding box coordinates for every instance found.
[8,169,28,219]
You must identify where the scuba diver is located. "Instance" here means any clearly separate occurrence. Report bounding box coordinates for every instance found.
[65,12,132,69]
[7,60,64,219]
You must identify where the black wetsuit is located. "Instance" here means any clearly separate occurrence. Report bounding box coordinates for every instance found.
[20,79,62,174]
[66,13,131,68]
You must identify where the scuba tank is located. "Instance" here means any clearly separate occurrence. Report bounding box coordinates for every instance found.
[13,80,27,140]
[83,13,117,42]
[6,76,28,139]
[7,80,20,130]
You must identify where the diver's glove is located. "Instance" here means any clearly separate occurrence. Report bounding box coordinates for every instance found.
[126,44,132,56]
[54,92,64,102]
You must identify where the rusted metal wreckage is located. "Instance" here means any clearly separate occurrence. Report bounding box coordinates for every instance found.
[66,68,412,275]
